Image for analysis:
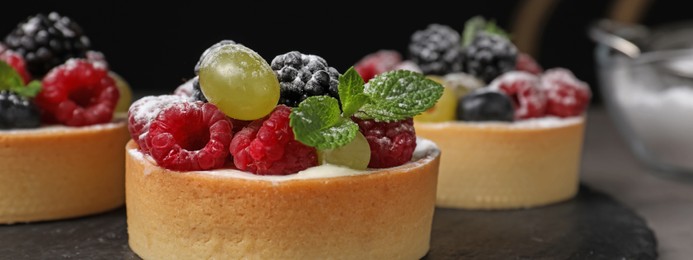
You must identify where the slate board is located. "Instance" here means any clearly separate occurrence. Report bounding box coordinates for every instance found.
[0,185,657,260]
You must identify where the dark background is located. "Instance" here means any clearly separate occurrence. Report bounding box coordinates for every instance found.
[1,1,690,103]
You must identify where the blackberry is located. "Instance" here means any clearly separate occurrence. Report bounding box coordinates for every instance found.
[190,76,208,102]
[4,12,91,77]
[461,32,517,83]
[0,90,41,129]
[408,24,462,75]
[270,51,340,107]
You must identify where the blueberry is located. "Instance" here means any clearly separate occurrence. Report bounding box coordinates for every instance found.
[457,89,514,122]
[0,91,41,129]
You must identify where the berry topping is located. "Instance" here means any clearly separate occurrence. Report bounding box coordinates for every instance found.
[230,105,317,175]
[0,90,41,129]
[489,71,546,119]
[128,95,186,152]
[354,118,416,168]
[408,24,462,75]
[461,32,518,83]
[0,50,31,84]
[271,51,340,107]
[146,102,233,171]
[198,43,279,120]
[173,78,194,98]
[516,53,543,75]
[457,89,514,122]
[541,68,591,117]
[36,59,118,126]
[86,50,108,69]
[414,76,458,123]
[4,12,91,77]
[354,50,402,82]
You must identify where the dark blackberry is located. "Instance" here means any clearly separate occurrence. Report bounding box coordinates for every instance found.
[0,90,41,129]
[457,89,514,122]
[270,51,340,107]
[190,76,208,102]
[408,24,462,75]
[4,12,91,78]
[461,32,517,83]
[194,40,236,75]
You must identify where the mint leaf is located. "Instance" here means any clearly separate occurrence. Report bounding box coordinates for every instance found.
[11,80,42,98]
[290,96,359,150]
[356,70,443,122]
[338,67,370,117]
[0,61,24,91]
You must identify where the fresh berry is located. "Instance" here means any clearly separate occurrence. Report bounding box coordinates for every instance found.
[128,95,186,152]
[354,50,402,82]
[489,71,546,119]
[414,76,457,123]
[541,68,591,117]
[230,105,317,175]
[0,43,6,53]
[354,118,416,168]
[408,24,462,75]
[462,32,517,83]
[4,12,91,77]
[198,43,279,120]
[194,40,236,75]
[0,50,31,84]
[516,53,543,75]
[174,78,194,98]
[271,51,340,107]
[36,59,119,126]
[457,89,514,122]
[86,50,108,69]
[146,102,233,171]
[0,90,41,129]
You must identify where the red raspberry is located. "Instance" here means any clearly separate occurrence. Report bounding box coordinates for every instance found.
[0,50,32,84]
[489,71,547,119]
[229,105,317,175]
[354,50,402,82]
[36,59,119,126]
[354,118,416,168]
[541,68,591,117]
[128,95,186,152]
[85,50,109,69]
[146,102,233,171]
[516,53,543,75]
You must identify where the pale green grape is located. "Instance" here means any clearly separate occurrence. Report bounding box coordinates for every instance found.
[198,44,279,120]
[414,75,457,122]
[318,131,371,170]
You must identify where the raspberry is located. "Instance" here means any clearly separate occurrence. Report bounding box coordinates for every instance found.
[4,12,91,77]
[0,50,32,84]
[271,51,340,107]
[516,53,543,75]
[173,78,194,98]
[489,71,547,119]
[354,50,402,82]
[353,118,416,168]
[85,50,109,69]
[541,68,591,117]
[36,59,119,126]
[229,105,317,175]
[146,102,233,171]
[128,95,186,152]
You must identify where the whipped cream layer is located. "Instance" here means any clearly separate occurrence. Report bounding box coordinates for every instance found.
[129,138,440,182]
[416,116,583,130]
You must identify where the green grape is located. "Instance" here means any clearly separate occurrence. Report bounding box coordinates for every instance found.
[318,131,371,170]
[110,71,132,114]
[198,44,280,120]
[414,75,457,123]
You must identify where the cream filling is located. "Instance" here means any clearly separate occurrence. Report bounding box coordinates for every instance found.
[129,138,440,182]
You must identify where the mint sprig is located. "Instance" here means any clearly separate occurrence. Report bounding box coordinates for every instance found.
[289,96,359,150]
[462,16,510,47]
[291,67,443,149]
[0,61,42,97]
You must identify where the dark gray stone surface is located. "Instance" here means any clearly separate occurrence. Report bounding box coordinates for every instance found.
[0,185,656,260]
